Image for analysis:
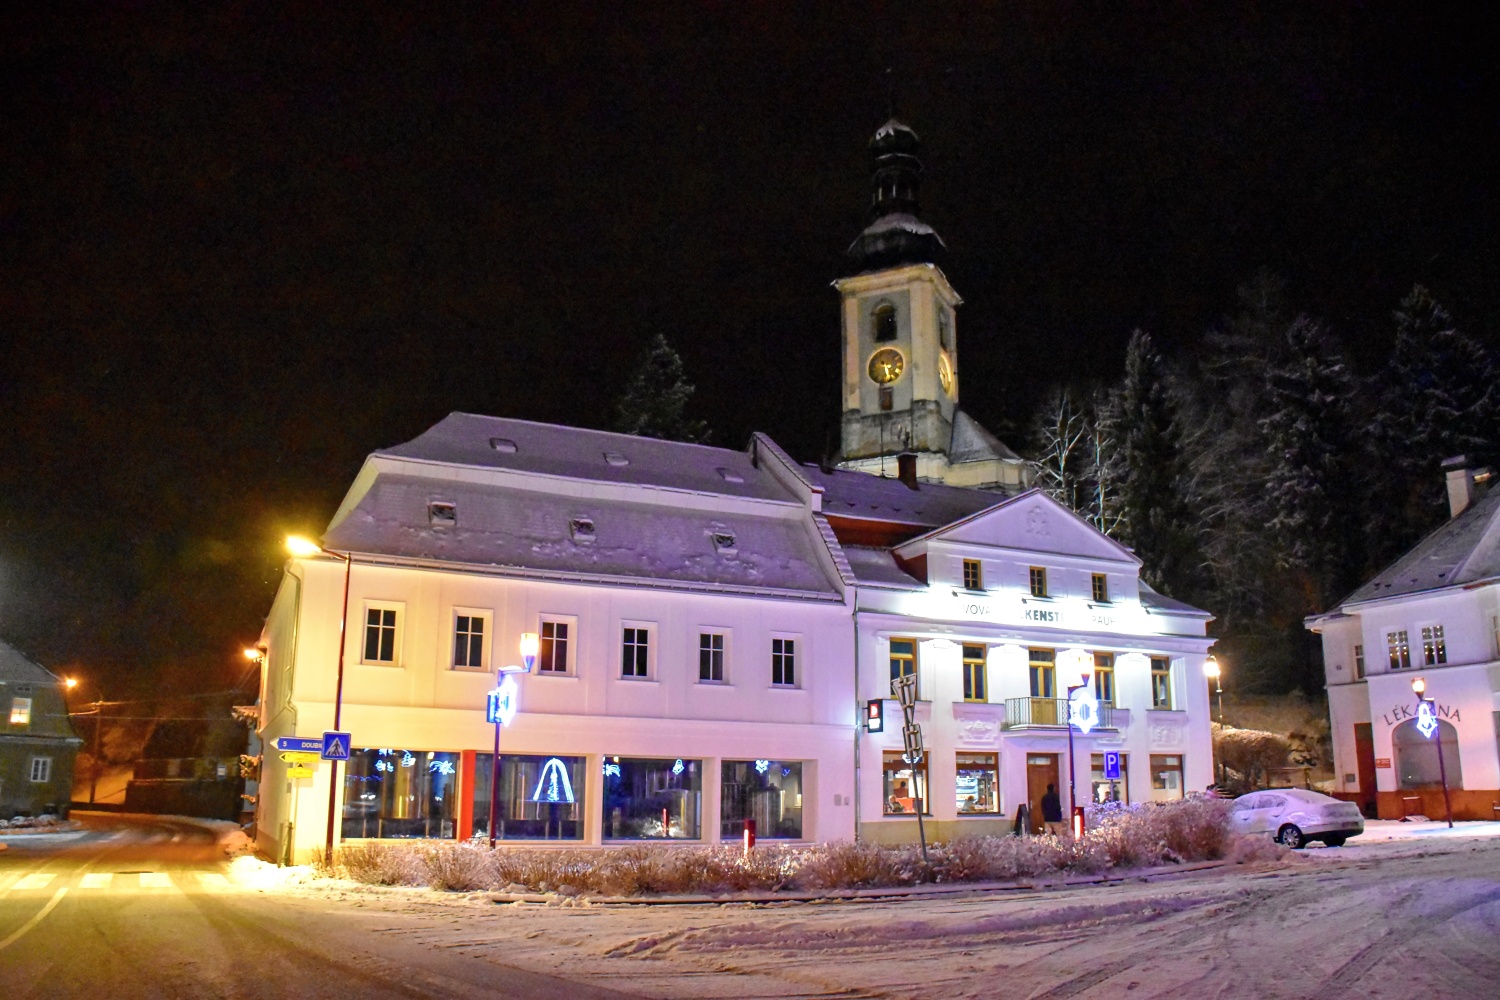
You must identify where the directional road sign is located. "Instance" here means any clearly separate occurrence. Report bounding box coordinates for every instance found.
[275,736,323,753]
[1103,750,1122,781]
[279,751,321,764]
[321,731,352,761]
[288,764,316,779]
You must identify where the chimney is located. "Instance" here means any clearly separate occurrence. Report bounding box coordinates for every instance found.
[1443,455,1474,518]
[897,452,919,490]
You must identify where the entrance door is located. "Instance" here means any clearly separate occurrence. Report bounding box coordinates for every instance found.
[1027,754,1060,833]
[1353,723,1377,818]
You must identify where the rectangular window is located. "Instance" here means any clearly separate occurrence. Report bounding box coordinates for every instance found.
[471,753,584,840]
[29,757,52,783]
[1091,573,1109,603]
[955,752,999,814]
[1421,625,1447,666]
[1354,644,1366,680]
[1149,754,1184,802]
[603,757,702,839]
[362,605,400,664]
[539,618,571,674]
[1029,648,1055,698]
[621,627,651,678]
[889,637,916,696]
[1093,653,1115,704]
[452,612,487,669]
[9,697,32,726]
[883,751,930,815]
[962,644,987,702]
[342,748,463,840]
[698,632,726,682]
[1091,753,1129,804]
[1151,657,1173,708]
[721,760,803,839]
[963,559,983,591]
[1029,566,1049,598]
[1387,630,1411,670]
[771,637,796,687]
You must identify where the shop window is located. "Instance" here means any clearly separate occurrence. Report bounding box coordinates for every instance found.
[721,760,803,839]
[452,609,490,670]
[1149,754,1184,802]
[342,748,462,839]
[962,644,987,702]
[362,603,402,665]
[603,757,702,839]
[472,753,584,840]
[1091,753,1129,804]
[539,617,573,674]
[1420,625,1447,666]
[1029,566,1049,598]
[1387,630,1411,670]
[29,756,52,783]
[9,697,31,727]
[1354,644,1365,680]
[1394,718,1462,791]
[963,559,982,591]
[1150,657,1173,708]
[771,636,797,687]
[698,631,727,683]
[1093,653,1115,705]
[1091,573,1109,603]
[889,637,917,696]
[621,625,651,678]
[955,753,999,814]
[883,751,929,815]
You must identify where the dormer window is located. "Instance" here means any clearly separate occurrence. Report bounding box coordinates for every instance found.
[872,302,897,343]
[604,452,629,467]
[962,559,982,591]
[1091,573,1109,603]
[1029,566,1049,598]
[569,517,596,543]
[489,437,518,453]
[712,530,737,555]
[717,467,745,484]
[428,502,456,526]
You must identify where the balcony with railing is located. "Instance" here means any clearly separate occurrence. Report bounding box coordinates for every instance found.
[1002,697,1118,730]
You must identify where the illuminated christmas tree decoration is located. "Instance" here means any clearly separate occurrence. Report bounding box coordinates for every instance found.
[530,757,576,803]
[672,758,685,776]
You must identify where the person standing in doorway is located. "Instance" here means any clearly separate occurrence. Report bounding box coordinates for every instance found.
[1041,783,1064,835]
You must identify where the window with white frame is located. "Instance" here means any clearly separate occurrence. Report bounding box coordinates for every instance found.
[1420,625,1447,666]
[698,631,727,683]
[1387,630,1411,670]
[621,624,651,678]
[451,609,490,670]
[30,757,52,783]
[771,636,797,687]
[1354,644,1365,680]
[362,602,403,664]
[9,697,31,726]
[539,616,574,674]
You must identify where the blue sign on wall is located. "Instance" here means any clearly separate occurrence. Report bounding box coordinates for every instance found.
[321,731,352,760]
[1103,751,1122,780]
[275,736,323,753]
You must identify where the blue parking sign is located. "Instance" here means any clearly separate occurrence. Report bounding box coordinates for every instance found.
[1103,751,1121,780]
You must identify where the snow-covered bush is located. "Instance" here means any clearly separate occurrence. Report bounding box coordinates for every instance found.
[794,840,920,889]
[420,841,497,891]
[333,841,429,885]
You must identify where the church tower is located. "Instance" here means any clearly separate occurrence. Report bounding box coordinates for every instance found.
[835,118,1029,491]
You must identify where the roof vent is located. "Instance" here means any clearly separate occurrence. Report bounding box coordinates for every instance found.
[490,437,518,453]
[569,516,596,543]
[428,502,456,526]
[717,467,745,484]
[604,452,630,467]
[711,530,737,555]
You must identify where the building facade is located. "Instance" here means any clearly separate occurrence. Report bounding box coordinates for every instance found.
[1307,462,1500,820]
[0,640,81,818]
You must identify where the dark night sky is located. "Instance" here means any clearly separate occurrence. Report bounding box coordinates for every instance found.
[2,4,1498,697]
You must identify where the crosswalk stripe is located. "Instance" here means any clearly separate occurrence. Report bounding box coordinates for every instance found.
[139,872,173,888]
[14,874,56,890]
[79,873,113,889]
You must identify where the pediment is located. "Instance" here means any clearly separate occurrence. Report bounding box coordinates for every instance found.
[893,490,1138,565]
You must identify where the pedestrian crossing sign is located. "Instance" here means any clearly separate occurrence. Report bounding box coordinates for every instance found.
[321,731,351,761]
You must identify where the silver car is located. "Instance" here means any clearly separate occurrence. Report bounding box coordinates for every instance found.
[1229,788,1365,848]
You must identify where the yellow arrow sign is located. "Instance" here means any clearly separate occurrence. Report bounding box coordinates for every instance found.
[287,764,316,779]
[280,752,321,764]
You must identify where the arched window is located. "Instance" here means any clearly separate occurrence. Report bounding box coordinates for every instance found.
[1393,717,1462,790]
[872,302,897,343]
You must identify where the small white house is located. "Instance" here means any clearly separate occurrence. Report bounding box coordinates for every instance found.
[1307,461,1500,820]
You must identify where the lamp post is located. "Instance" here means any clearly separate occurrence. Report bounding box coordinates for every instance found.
[1204,655,1225,786]
[1063,650,1095,836]
[285,535,353,866]
[487,633,538,849]
[63,677,106,805]
[1411,677,1454,829]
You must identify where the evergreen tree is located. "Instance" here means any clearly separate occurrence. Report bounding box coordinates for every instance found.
[612,333,711,443]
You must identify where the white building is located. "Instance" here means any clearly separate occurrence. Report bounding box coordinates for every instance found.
[1307,460,1500,820]
[252,116,1216,861]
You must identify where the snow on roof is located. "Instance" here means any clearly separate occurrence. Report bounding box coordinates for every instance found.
[0,639,58,684]
[799,463,1008,528]
[872,117,917,143]
[378,413,794,503]
[841,546,923,589]
[1138,580,1212,618]
[948,410,1022,464]
[322,474,842,598]
[1339,484,1500,606]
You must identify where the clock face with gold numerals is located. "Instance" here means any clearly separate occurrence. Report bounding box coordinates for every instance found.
[867,348,905,385]
[938,352,954,393]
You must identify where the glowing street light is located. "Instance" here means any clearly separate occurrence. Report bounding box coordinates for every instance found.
[1063,650,1095,836]
[487,632,538,848]
[1204,654,1226,785]
[1410,676,1453,829]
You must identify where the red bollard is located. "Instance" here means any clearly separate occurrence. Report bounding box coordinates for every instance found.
[1071,805,1086,838]
[743,818,756,856]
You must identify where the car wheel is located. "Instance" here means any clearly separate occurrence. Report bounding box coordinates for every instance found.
[1322,835,1347,848]
[1276,825,1304,849]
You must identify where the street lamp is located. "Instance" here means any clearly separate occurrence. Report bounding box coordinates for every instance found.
[1063,650,1095,836]
[1411,676,1454,829]
[1204,655,1225,786]
[285,535,353,866]
[486,633,538,848]
[63,676,107,805]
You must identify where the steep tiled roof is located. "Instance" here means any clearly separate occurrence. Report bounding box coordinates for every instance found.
[1339,486,1500,605]
[799,463,1007,529]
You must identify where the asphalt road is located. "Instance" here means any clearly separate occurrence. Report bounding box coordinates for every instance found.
[0,813,636,999]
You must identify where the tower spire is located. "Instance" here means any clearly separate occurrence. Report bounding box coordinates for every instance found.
[845,114,946,274]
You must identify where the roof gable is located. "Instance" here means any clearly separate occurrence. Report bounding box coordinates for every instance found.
[894,489,1139,565]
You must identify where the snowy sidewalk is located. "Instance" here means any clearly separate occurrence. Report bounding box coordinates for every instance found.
[1354,818,1500,842]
